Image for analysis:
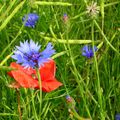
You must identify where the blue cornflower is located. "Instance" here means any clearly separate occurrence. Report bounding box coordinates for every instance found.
[12,40,55,68]
[22,13,39,28]
[116,114,120,120]
[82,45,98,58]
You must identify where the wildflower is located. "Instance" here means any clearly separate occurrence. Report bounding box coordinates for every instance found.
[22,13,39,28]
[82,45,97,58]
[66,95,76,108]
[115,114,120,120]
[8,60,63,92]
[66,95,73,103]
[86,2,99,17]
[12,40,55,69]
[63,13,68,23]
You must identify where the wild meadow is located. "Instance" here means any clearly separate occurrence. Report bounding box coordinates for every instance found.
[0,0,120,120]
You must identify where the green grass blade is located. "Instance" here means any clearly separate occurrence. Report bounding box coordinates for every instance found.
[0,3,5,13]
[0,52,13,66]
[0,26,23,57]
[0,66,16,71]
[0,113,18,116]
[0,0,17,22]
[104,1,120,7]
[0,1,25,31]
[94,20,119,54]
[40,36,93,44]
[34,1,72,6]
[52,51,68,59]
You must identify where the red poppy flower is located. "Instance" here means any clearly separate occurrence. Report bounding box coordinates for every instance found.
[8,59,62,92]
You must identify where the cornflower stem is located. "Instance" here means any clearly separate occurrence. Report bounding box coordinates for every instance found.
[16,89,22,120]
[36,68,42,119]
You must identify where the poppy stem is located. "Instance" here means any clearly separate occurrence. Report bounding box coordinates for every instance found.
[16,89,22,120]
[36,68,42,118]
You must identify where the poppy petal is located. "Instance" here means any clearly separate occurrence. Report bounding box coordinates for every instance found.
[40,59,56,81]
[10,62,35,75]
[41,78,63,92]
[8,71,13,77]
[8,61,62,91]
[10,62,39,88]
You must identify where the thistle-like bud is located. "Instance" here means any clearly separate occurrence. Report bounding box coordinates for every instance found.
[86,2,100,18]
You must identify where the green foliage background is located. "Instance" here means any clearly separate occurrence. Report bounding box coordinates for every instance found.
[0,0,120,120]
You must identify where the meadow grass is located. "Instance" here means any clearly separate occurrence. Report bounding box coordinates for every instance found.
[0,0,120,120]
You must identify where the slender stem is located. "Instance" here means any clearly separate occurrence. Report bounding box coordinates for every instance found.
[100,0,104,32]
[31,90,38,120]
[36,68,42,119]
[70,108,90,120]
[16,89,22,120]
[91,20,104,120]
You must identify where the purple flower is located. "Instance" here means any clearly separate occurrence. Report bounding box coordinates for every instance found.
[66,95,73,102]
[116,114,120,120]
[22,13,39,28]
[82,45,97,58]
[12,40,55,68]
